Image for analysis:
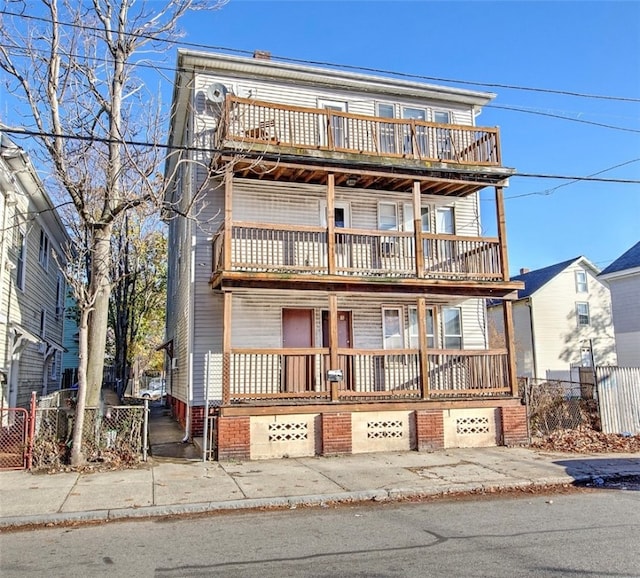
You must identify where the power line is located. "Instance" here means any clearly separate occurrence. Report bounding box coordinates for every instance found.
[2,8,640,104]
[3,126,640,185]
[506,159,640,200]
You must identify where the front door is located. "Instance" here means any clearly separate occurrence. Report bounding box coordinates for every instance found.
[322,310,353,389]
[319,100,347,148]
[282,308,314,392]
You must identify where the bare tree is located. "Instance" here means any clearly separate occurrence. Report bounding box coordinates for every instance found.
[0,0,223,464]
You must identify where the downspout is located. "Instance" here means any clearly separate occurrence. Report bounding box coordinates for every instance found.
[526,298,539,380]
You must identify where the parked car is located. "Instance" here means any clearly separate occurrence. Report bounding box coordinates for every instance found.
[139,378,165,400]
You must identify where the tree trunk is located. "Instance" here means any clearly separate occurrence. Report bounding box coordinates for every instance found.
[70,306,91,466]
[86,225,113,407]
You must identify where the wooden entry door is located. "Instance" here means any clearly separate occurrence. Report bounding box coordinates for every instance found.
[322,310,353,389]
[282,308,314,392]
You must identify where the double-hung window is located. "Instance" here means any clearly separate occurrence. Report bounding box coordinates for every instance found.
[382,307,403,350]
[433,110,453,159]
[377,103,397,154]
[575,270,588,293]
[442,307,462,349]
[408,306,436,349]
[39,230,50,270]
[576,302,590,326]
[378,202,398,258]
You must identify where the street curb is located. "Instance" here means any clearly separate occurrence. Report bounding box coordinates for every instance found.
[0,476,604,530]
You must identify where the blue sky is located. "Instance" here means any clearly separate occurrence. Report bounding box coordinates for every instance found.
[176,0,640,276]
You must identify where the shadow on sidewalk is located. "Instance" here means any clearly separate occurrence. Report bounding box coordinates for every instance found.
[148,402,201,461]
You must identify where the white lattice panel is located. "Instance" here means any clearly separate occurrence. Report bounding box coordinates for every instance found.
[444,408,499,448]
[268,422,308,442]
[367,420,403,439]
[456,416,490,435]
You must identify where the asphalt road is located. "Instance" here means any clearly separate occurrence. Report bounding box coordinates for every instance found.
[2,489,639,577]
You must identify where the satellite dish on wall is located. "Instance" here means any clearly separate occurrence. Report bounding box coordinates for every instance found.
[206,83,228,104]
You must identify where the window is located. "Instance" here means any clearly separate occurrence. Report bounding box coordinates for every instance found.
[576,302,590,326]
[39,230,50,270]
[436,207,455,234]
[16,229,26,291]
[50,350,61,381]
[382,307,404,350]
[40,309,47,339]
[402,107,427,155]
[442,307,462,349]
[56,274,65,320]
[408,306,436,349]
[575,270,588,293]
[378,202,398,231]
[433,110,453,159]
[377,103,396,154]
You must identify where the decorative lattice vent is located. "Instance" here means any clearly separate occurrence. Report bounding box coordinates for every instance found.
[456,416,490,435]
[268,422,308,442]
[367,420,403,439]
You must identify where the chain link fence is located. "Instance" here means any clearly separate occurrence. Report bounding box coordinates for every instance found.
[519,377,600,438]
[31,390,148,471]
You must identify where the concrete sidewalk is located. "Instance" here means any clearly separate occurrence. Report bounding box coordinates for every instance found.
[1,447,639,529]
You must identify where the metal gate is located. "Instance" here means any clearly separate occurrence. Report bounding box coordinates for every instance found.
[0,408,30,470]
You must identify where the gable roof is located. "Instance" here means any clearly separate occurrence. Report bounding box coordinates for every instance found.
[488,256,598,307]
[599,241,640,277]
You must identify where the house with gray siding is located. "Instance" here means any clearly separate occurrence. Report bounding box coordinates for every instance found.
[599,241,640,366]
[488,257,617,381]
[0,131,69,409]
[164,50,525,460]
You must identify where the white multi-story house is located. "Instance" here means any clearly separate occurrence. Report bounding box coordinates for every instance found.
[164,50,525,460]
[488,257,617,381]
[599,241,640,367]
[0,131,69,408]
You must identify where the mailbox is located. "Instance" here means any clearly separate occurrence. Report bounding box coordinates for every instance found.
[326,369,344,382]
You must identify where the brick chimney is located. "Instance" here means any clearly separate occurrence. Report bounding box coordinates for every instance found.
[520,268,530,275]
[253,50,271,60]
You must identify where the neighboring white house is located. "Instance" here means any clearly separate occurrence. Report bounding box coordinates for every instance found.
[164,50,526,460]
[488,256,617,381]
[0,130,69,408]
[599,241,640,366]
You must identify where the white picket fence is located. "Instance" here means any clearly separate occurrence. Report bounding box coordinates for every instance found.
[596,366,640,435]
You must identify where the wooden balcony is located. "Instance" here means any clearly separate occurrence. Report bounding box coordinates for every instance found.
[212,96,512,195]
[226,348,511,403]
[211,222,504,284]
[216,95,501,166]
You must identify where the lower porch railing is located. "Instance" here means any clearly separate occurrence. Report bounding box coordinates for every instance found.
[228,349,511,402]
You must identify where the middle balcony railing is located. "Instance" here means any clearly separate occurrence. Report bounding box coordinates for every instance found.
[212,222,503,281]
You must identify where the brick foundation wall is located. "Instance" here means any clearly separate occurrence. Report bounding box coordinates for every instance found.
[415,409,444,451]
[322,413,352,455]
[501,405,529,446]
[168,396,187,429]
[217,416,250,461]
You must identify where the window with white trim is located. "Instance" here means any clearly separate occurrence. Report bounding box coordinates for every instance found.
[377,103,397,154]
[40,309,47,339]
[408,306,436,349]
[435,207,455,234]
[442,307,462,349]
[50,350,61,380]
[433,110,453,159]
[575,270,588,293]
[382,307,403,349]
[576,302,590,326]
[39,230,50,270]
[378,202,398,231]
[16,229,26,291]
[56,274,65,320]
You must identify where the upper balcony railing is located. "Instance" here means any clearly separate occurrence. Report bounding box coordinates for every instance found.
[215,95,501,166]
[212,222,503,281]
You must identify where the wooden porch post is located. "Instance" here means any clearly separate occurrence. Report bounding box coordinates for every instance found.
[327,174,336,275]
[223,166,234,271]
[413,181,425,278]
[328,293,339,401]
[503,299,518,397]
[417,297,430,399]
[222,291,232,405]
[494,186,509,282]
